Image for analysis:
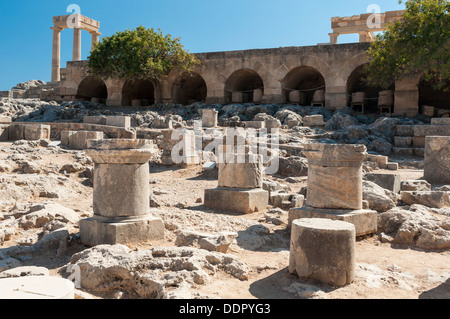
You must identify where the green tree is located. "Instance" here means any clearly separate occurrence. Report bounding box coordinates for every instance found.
[364,0,450,90]
[87,26,200,81]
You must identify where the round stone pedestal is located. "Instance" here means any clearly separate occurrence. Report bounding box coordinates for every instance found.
[80,139,164,246]
[289,218,356,287]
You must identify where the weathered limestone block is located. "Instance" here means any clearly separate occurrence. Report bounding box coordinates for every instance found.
[0,124,9,141]
[424,136,450,185]
[244,121,265,129]
[431,118,450,125]
[25,124,51,141]
[303,115,326,128]
[365,173,401,193]
[303,143,367,210]
[218,154,263,189]
[366,154,388,169]
[204,188,268,214]
[289,206,377,237]
[67,131,104,150]
[80,139,164,246]
[400,180,431,192]
[0,276,74,299]
[83,116,107,125]
[9,124,51,141]
[60,130,75,146]
[201,109,218,128]
[0,116,12,124]
[289,218,356,287]
[105,116,131,128]
[400,191,450,208]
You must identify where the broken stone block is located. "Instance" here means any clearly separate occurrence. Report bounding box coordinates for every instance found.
[0,116,12,124]
[424,136,450,185]
[218,154,263,189]
[67,131,103,150]
[401,180,431,192]
[201,109,218,128]
[0,276,74,299]
[289,218,356,287]
[303,115,326,128]
[365,173,401,193]
[400,191,450,209]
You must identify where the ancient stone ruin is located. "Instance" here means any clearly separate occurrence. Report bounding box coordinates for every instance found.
[0,9,449,301]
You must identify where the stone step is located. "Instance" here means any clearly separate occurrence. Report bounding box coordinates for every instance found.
[392,147,424,157]
[395,125,415,137]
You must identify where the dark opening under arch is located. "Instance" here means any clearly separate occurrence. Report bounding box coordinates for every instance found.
[347,64,394,113]
[122,79,155,107]
[225,69,264,104]
[283,66,326,106]
[77,77,108,104]
[172,72,207,105]
[419,79,450,116]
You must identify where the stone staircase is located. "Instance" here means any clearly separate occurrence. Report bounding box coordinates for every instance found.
[393,118,450,158]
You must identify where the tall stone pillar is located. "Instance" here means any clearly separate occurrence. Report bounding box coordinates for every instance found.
[329,33,339,44]
[90,31,101,51]
[80,139,164,246]
[72,27,82,61]
[51,27,63,82]
[289,143,377,236]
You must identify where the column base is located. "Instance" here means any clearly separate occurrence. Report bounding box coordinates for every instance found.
[289,206,377,237]
[204,187,268,214]
[80,214,165,246]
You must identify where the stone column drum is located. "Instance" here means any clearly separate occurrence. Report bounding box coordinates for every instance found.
[304,143,366,210]
[80,139,164,246]
[204,152,269,214]
[289,143,377,237]
[289,218,356,287]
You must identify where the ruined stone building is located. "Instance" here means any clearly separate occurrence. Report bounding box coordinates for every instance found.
[8,11,450,118]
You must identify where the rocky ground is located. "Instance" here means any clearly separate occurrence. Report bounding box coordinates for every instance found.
[0,98,449,300]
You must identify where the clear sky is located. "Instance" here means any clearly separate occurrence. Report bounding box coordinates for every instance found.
[0,0,405,91]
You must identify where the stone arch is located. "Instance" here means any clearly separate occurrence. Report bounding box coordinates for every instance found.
[418,79,450,115]
[121,79,156,107]
[346,64,394,113]
[171,72,207,105]
[224,68,265,104]
[282,66,326,105]
[76,77,108,104]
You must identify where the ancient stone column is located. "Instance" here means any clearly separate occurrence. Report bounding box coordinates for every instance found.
[289,143,377,237]
[289,218,356,287]
[90,31,101,51]
[329,32,339,44]
[304,143,367,210]
[80,139,164,246]
[51,27,62,82]
[204,151,269,214]
[72,27,82,61]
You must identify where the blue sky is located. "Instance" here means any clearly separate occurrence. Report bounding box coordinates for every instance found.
[0,0,405,91]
